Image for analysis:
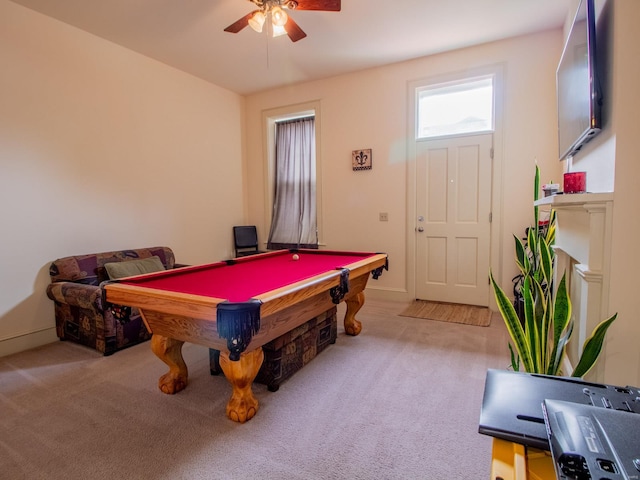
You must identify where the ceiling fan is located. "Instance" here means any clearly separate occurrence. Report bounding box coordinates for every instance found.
[224,0,341,43]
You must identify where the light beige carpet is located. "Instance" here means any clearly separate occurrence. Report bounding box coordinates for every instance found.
[1,298,510,479]
[400,300,492,327]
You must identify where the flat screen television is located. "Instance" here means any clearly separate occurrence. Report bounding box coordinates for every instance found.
[556,0,602,161]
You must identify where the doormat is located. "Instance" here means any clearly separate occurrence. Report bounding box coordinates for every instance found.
[399,300,491,327]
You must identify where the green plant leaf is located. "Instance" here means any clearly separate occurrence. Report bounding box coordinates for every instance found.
[546,210,556,245]
[532,273,547,334]
[549,322,573,376]
[490,271,534,372]
[534,165,540,236]
[572,313,618,378]
[528,228,538,273]
[539,281,552,373]
[547,274,572,375]
[522,276,539,371]
[552,275,572,348]
[508,343,520,372]
[514,234,529,274]
[539,237,553,288]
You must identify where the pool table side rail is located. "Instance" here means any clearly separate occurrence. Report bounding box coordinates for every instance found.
[104,282,224,321]
[228,248,381,262]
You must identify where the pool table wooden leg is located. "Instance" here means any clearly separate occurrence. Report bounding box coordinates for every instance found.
[219,348,264,423]
[344,291,364,336]
[151,334,188,395]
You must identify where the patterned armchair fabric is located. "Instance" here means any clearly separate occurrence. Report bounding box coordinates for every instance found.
[46,247,175,355]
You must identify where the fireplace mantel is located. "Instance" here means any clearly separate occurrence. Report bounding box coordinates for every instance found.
[534,192,614,381]
[534,192,613,206]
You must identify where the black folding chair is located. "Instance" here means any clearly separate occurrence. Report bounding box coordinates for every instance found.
[233,226,266,257]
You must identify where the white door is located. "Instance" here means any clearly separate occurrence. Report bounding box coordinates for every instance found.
[415,134,492,306]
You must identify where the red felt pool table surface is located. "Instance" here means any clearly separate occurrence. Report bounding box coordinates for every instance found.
[118,249,379,302]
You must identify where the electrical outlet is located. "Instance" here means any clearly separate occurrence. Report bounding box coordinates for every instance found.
[379,212,389,222]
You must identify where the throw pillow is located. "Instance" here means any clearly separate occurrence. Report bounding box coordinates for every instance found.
[104,256,165,280]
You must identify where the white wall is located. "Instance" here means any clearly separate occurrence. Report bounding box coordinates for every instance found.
[0,1,246,355]
[543,0,640,386]
[243,30,564,302]
[597,0,640,386]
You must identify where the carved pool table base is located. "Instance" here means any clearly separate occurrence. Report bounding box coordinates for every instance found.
[151,335,188,394]
[149,294,366,422]
[344,292,364,336]
[151,333,265,423]
[149,292,366,422]
[219,348,264,423]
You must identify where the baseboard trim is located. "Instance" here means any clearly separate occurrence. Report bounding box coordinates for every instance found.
[0,327,58,358]
[364,286,411,302]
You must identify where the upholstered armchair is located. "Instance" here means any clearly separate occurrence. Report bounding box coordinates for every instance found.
[46,247,176,355]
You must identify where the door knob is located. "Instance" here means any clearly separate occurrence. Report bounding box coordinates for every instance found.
[417,227,424,232]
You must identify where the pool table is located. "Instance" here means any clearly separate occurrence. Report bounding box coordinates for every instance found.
[104,249,388,423]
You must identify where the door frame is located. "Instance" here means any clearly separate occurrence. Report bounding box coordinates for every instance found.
[406,64,506,307]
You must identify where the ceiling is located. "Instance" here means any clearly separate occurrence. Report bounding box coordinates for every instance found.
[9,0,572,95]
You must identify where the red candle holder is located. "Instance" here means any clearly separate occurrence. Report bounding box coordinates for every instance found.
[563,172,586,194]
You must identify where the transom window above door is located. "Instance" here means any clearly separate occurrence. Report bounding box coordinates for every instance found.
[416,76,494,139]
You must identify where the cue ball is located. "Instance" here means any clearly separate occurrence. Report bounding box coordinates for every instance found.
[292,254,300,261]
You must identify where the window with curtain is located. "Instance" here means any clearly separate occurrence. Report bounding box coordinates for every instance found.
[267,116,318,250]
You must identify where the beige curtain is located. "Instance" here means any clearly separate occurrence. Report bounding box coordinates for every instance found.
[267,117,317,249]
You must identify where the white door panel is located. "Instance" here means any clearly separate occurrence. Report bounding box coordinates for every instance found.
[416,134,492,306]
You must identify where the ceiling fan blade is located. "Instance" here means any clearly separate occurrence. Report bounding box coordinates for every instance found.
[284,17,307,42]
[293,0,341,11]
[224,11,258,33]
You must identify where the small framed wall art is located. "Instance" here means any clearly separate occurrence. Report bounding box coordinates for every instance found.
[352,149,372,171]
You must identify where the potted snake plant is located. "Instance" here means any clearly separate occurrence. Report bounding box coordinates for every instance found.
[490,166,617,378]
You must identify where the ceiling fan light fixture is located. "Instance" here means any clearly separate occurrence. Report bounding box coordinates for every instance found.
[248,11,266,32]
[272,24,288,37]
[271,6,288,27]
[224,0,339,42]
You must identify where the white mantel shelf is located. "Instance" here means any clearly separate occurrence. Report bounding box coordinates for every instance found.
[535,192,613,271]
[534,192,613,207]
[535,191,614,382]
